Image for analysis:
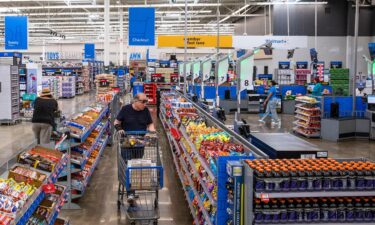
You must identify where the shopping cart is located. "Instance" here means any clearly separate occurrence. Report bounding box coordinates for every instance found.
[117,131,163,225]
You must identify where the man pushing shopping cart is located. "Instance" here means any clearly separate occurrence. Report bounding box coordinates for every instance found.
[114,93,163,225]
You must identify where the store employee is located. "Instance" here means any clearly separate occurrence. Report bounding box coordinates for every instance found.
[114,93,156,134]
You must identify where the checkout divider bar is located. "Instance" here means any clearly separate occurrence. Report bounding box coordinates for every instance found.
[177,91,269,159]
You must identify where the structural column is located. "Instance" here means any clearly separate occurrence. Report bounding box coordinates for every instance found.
[104,0,110,66]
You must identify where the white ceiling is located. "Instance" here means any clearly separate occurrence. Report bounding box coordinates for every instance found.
[0,0,327,44]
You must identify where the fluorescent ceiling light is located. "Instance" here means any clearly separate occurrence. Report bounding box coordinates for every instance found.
[166,13,180,17]
[0,8,20,13]
[4,3,221,10]
[219,4,249,23]
[257,1,328,5]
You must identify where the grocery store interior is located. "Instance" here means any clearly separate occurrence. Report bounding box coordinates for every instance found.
[0,0,374,225]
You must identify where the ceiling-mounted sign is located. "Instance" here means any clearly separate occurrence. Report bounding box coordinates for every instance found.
[129,52,142,60]
[84,43,95,59]
[129,7,155,46]
[330,61,343,69]
[233,36,308,50]
[5,16,28,50]
[239,55,254,91]
[158,35,232,48]
[296,61,308,69]
[278,61,291,70]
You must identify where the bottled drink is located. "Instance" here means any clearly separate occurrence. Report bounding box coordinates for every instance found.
[364,167,374,190]
[311,198,320,222]
[354,198,365,222]
[265,168,275,192]
[279,199,288,223]
[320,198,329,222]
[363,198,373,221]
[272,168,282,192]
[330,167,342,190]
[347,166,357,190]
[322,168,331,191]
[356,167,366,191]
[345,198,355,222]
[279,168,290,192]
[312,166,322,190]
[297,167,308,191]
[254,168,266,192]
[303,198,313,222]
[287,199,297,223]
[254,199,263,224]
[306,167,315,191]
[263,200,272,223]
[371,198,375,222]
[328,198,338,222]
[295,199,304,222]
[337,198,346,222]
[289,168,299,191]
[271,199,280,223]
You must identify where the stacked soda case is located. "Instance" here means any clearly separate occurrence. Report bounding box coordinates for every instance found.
[330,68,349,96]
[245,159,375,192]
[253,197,375,223]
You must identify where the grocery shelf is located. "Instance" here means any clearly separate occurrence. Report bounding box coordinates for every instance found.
[72,135,109,197]
[295,105,321,111]
[293,127,321,138]
[178,147,213,225]
[165,133,200,225]
[46,186,68,225]
[69,105,109,143]
[71,120,109,169]
[295,99,320,104]
[177,137,217,205]
[254,190,375,199]
[179,126,216,181]
[295,115,321,124]
[295,110,321,118]
[293,121,321,130]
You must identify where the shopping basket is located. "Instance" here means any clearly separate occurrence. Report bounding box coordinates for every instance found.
[117,131,163,225]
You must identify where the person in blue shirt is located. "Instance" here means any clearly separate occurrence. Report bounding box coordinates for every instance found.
[312,77,323,96]
[129,74,136,93]
[259,80,280,125]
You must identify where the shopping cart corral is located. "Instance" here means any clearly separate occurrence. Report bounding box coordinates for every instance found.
[117,131,164,225]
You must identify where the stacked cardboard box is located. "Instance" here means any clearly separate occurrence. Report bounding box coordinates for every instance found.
[330,68,350,96]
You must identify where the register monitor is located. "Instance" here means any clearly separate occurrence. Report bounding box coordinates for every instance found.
[367,95,375,111]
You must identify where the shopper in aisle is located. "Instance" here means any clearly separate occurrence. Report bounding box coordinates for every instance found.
[129,74,136,93]
[312,77,323,96]
[31,88,59,145]
[259,80,280,125]
[114,93,155,133]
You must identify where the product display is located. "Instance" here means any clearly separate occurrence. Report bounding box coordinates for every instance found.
[295,69,311,86]
[330,68,350,96]
[160,91,254,225]
[0,65,20,123]
[244,158,375,224]
[293,96,321,138]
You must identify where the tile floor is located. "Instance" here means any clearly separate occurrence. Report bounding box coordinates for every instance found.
[0,93,374,225]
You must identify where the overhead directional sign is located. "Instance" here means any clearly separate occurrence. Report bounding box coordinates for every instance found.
[129,8,155,46]
[5,16,28,50]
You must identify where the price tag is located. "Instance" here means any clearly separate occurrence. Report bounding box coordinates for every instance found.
[99,79,109,87]
[301,154,316,159]
[260,193,270,203]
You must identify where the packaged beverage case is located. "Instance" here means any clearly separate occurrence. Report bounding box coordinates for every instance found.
[354,198,364,222]
[320,198,330,222]
[337,198,346,222]
[345,198,355,222]
[328,198,338,222]
[363,198,373,221]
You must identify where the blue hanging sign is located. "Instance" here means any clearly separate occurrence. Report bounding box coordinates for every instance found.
[0,52,22,58]
[84,43,95,59]
[129,52,142,60]
[5,16,28,50]
[128,7,155,46]
[330,61,343,69]
[278,61,291,69]
[296,61,308,69]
